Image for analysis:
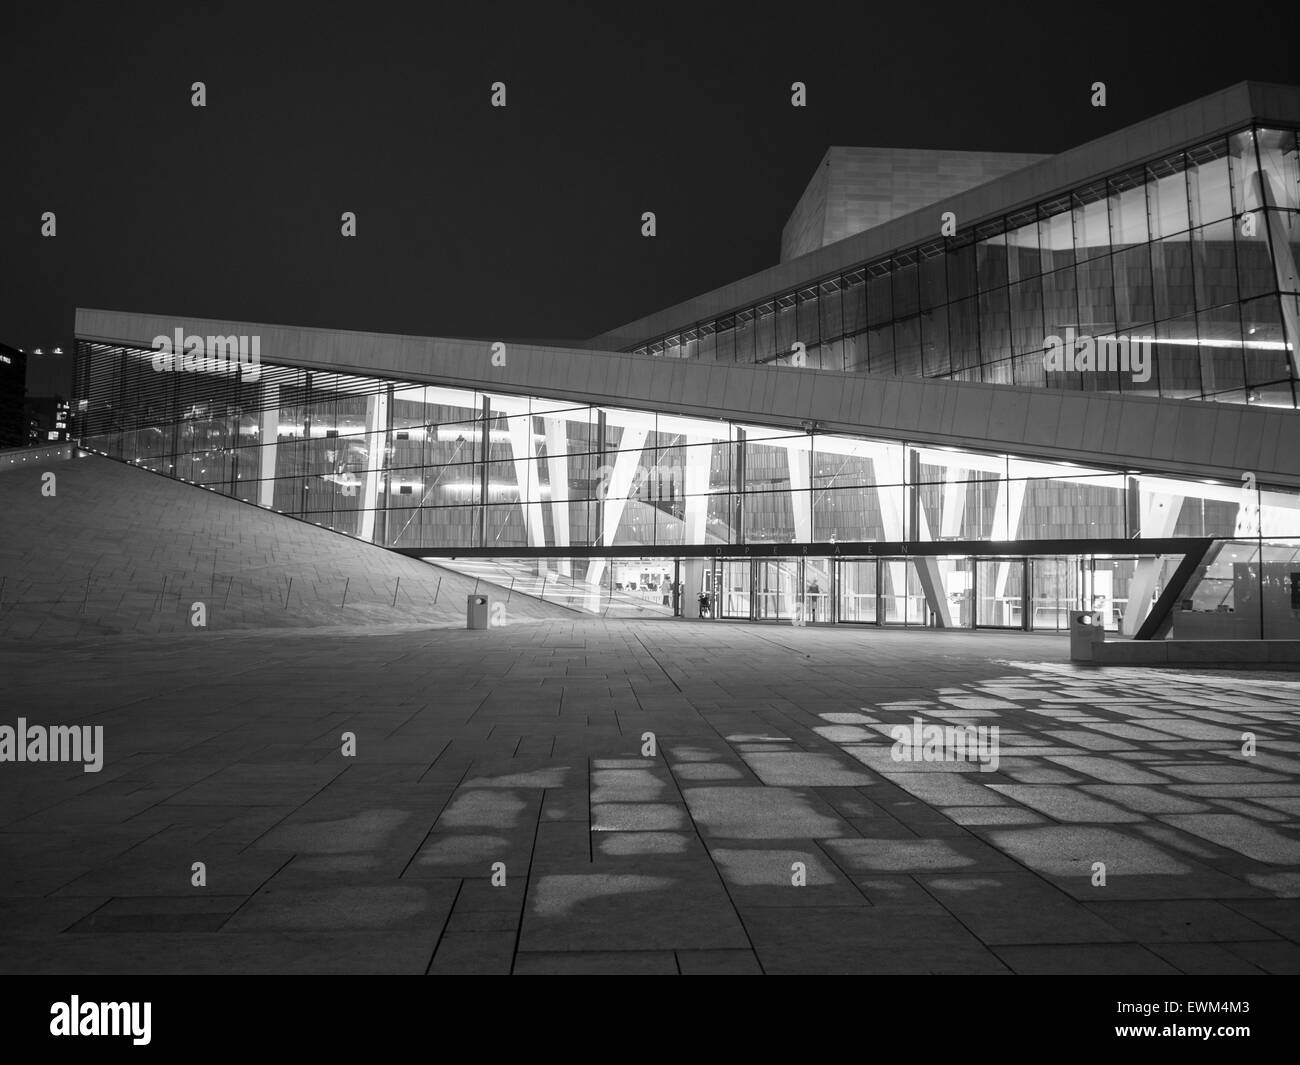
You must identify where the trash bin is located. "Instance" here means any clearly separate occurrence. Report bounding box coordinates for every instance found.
[467,594,491,630]
[1069,610,1106,661]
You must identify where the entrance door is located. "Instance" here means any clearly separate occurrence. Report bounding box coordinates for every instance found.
[837,558,878,623]
[1028,556,1075,631]
[802,557,832,623]
[717,558,751,619]
[879,557,926,625]
[755,558,798,620]
[975,558,1026,628]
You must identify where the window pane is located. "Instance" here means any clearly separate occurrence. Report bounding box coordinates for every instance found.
[892,253,919,319]
[715,318,735,363]
[819,279,843,340]
[978,286,1011,364]
[866,263,892,326]
[984,358,1013,384]
[1151,232,1195,320]
[1006,209,1040,283]
[1229,128,1264,215]
[1197,304,1245,396]
[754,302,775,361]
[1009,277,1044,356]
[817,338,842,371]
[976,220,1008,291]
[1236,209,1276,300]
[842,270,866,334]
[1241,295,1293,390]
[1077,255,1116,333]
[695,326,714,361]
[775,294,798,357]
[1255,128,1300,211]
[1188,139,1233,227]
[894,316,921,377]
[946,234,977,301]
[1147,154,1190,238]
[948,297,980,372]
[1192,219,1238,311]
[919,243,947,309]
[921,305,949,376]
[734,308,755,363]
[1109,168,1150,248]
[1265,209,1300,293]
[867,323,894,374]
[1012,350,1046,388]
[1122,324,1158,397]
[1038,201,1074,272]
[1073,183,1110,261]
[843,332,867,373]
[1113,244,1154,328]
[797,287,820,347]
[1041,266,1077,339]
[1156,314,1201,398]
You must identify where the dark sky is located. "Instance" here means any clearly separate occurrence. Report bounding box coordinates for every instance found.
[6,0,1299,394]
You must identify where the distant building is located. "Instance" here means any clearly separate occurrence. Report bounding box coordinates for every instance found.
[0,342,27,448]
[25,394,70,444]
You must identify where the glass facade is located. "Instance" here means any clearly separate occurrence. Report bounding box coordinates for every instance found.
[630,126,1300,409]
[73,341,1300,635]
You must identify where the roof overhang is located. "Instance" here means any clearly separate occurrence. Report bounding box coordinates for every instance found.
[76,307,1300,490]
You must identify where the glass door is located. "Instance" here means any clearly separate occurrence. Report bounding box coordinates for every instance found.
[837,558,878,623]
[976,558,1026,628]
[1029,556,1076,631]
[879,558,908,624]
[803,557,832,623]
[718,558,752,619]
[756,558,798,620]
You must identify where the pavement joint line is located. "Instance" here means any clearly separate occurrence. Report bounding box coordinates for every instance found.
[215,854,297,932]
[658,727,770,976]
[423,878,464,976]
[508,786,548,975]
[397,761,476,881]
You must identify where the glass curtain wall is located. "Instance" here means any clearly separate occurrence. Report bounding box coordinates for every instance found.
[629,126,1300,409]
[73,341,1300,634]
[74,341,1300,555]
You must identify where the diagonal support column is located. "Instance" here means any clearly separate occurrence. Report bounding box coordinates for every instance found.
[258,382,279,509]
[1123,487,1183,636]
[544,415,572,577]
[359,389,388,543]
[585,418,651,600]
[940,469,968,540]
[784,438,812,543]
[505,412,546,555]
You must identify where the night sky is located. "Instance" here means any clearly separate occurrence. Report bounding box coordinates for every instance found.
[6,0,1299,395]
